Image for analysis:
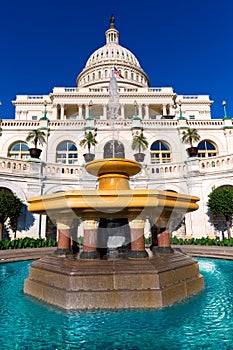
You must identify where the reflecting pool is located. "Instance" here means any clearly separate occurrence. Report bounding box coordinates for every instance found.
[0,258,233,350]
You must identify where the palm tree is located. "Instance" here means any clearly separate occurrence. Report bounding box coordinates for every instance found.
[26,129,46,149]
[131,131,149,162]
[181,128,200,157]
[181,128,200,148]
[79,130,98,157]
[131,132,149,154]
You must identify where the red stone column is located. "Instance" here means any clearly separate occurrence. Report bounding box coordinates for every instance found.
[156,228,174,253]
[157,229,170,247]
[55,222,71,256]
[80,220,100,259]
[129,219,148,259]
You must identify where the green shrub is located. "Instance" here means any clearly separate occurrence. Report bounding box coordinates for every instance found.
[0,237,57,250]
[77,236,84,246]
[144,235,152,245]
[171,236,233,247]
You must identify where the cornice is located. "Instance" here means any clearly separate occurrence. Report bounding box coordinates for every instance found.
[50,93,175,100]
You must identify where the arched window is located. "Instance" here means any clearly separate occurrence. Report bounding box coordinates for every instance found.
[56,141,78,164]
[103,140,125,159]
[8,142,29,159]
[150,141,172,164]
[198,140,217,158]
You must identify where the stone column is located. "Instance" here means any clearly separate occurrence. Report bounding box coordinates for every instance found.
[145,104,149,119]
[120,104,125,118]
[138,104,143,119]
[103,104,107,119]
[162,104,167,116]
[85,104,89,118]
[78,105,83,119]
[169,104,174,116]
[60,104,65,120]
[154,227,173,254]
[55,222,72,256]
[80,220,100,259]
[128,219,148,259]
[52,104,57,119]
[16,110,21,119]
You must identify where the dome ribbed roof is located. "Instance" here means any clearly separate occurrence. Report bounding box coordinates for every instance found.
[76,16,150,88]
[85,42,141,68]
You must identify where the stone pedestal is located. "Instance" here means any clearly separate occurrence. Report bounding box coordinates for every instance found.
[24,251,204,310]
[25,158,202,310]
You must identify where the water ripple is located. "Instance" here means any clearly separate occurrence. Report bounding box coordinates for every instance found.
[1,258,233,349]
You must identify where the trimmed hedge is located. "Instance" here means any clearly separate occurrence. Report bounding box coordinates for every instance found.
[171,236,233,247]
[2,236,233,250]
[0,237,57,250]
[145,235,233,246]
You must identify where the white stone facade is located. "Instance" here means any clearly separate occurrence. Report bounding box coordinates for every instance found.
[0,18,232,240]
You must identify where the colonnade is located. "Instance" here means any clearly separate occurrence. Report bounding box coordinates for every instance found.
[51,102,175,120]
[55,218,172,259]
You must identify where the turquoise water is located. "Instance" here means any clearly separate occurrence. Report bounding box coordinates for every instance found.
[0,258,233,350]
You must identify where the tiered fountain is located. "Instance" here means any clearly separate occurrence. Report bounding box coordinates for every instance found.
[24,75,204,310]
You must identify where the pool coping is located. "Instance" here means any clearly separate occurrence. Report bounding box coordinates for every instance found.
[172,245,233,260]
[0,245,233,263]
[0,247,57,263]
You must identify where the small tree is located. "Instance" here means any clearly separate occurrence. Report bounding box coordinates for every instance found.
[131,131,148,154]
[0,191,22,239]
[26,129,46,149]
[208,186,233,239]
[181,128,200,148]
[79,130,97,154]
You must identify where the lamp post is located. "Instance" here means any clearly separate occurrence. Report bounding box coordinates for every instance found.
[178,101,185,120]
[44,100,47,118]
[222,100,230,120]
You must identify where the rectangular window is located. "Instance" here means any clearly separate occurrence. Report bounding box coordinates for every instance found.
[32,116,37,120]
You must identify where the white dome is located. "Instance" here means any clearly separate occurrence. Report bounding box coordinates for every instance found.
[85,43,141,68]
[76,16,150,88]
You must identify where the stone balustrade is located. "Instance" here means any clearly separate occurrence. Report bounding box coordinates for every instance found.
[48,120,86,128]
[187,120,224,127]
[199,154,233,171]
[0,157,30,174]
[146,162,187,176]
[0,154,233,179]
[1,120,41,128]
[142,120,178,127]
[44,163,84,178]
[1,118,227,132]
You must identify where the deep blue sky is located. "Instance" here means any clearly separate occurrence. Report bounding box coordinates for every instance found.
[1,0,233,119]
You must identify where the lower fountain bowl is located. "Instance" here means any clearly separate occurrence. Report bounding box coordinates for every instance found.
[24,251,204,310]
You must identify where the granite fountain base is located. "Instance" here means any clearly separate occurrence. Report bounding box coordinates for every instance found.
[24,250,204,310]
[24,158,203,309]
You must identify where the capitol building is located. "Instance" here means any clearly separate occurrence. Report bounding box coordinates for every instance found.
[1,17,233,241]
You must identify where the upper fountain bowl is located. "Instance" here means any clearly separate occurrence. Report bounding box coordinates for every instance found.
[85,158,141,190]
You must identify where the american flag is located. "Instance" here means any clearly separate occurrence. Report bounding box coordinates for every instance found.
[114,67,124,78]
